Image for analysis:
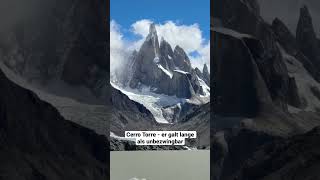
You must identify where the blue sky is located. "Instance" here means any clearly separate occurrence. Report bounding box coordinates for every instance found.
[111,0,210,40]
[110,0,210,71]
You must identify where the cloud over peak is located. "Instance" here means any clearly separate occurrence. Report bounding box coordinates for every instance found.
[131,19,205,53]
[111,19,210,72]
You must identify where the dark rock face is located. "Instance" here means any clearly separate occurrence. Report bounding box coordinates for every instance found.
[110,86,157,136]
[287,77,302,108]
[237,127,320,180]
[212,1,320,180]
[128,24,208,98]
[162,102,200,123]
[159,38,175,70]
[245,0,260,16]
[0,69,108,179]
[129,24,165,90]
[272,18,298,54]
[214,0,293,111]
[213,0,261,35]
[172,103,210,147]
[272,18,320,82]
[212,131,228,180]
[296,6,320,72]
[0,0,107,97]
[165,71,196,98]
[173,46,192,72]
[203,64,210,85]
[195,67,204,79]
[189,70,203,95]
[212,128,279,180]
[213,29,272,117]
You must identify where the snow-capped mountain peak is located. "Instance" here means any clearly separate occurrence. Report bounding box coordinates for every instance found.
[112,23,210,124]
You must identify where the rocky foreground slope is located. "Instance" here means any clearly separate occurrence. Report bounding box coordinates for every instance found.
[237,126,320,180]
[0,68,108,179]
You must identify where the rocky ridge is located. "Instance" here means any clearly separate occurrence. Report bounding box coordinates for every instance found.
[123,23,209,99]
[212,0,320,179]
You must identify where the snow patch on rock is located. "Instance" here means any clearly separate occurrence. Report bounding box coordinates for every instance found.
[157,64,173,78]
[197,76,210,97]
[174,69,190,74]
[110,132,135,141]
[214,27,253,39]
[111,82,186,124]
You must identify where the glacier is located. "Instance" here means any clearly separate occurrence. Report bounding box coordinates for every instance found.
[111,81,210,124]
[111,82,186,124]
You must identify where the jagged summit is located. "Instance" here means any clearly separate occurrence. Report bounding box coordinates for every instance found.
[300,5,310,16]
[203,64,209,73]
[160,37,170,48]
[146,23,159,46]
[296,4,320,74]
[298,5,314,31]
[173,45,192,72]
[149,23,157,35]
[202,63,210,85]
[174,45,184,52]
[125,22,210,99]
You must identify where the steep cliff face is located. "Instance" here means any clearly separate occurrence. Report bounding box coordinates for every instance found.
[203,64,210,85]
[296,6,320,75]
[214,0,292,111]
[0,68,108,179]
[272,17,320,83]
[172,45,193,72]
[129,23,162,88]
[0,0,107,97]
[110,86,157,136]
[127,24,209,99]
[212,0,320,179]
[159,38,175,70]
[213,28,272,117]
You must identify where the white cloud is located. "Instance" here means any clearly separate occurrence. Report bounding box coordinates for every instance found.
[131,19,210,71]
[111,19,210,73]
[190,42,210,72]
[110,20,122,71]
[110,20,131,76]
[131,19,153,38]
[131,20,204,53]
[110,20,123,52]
